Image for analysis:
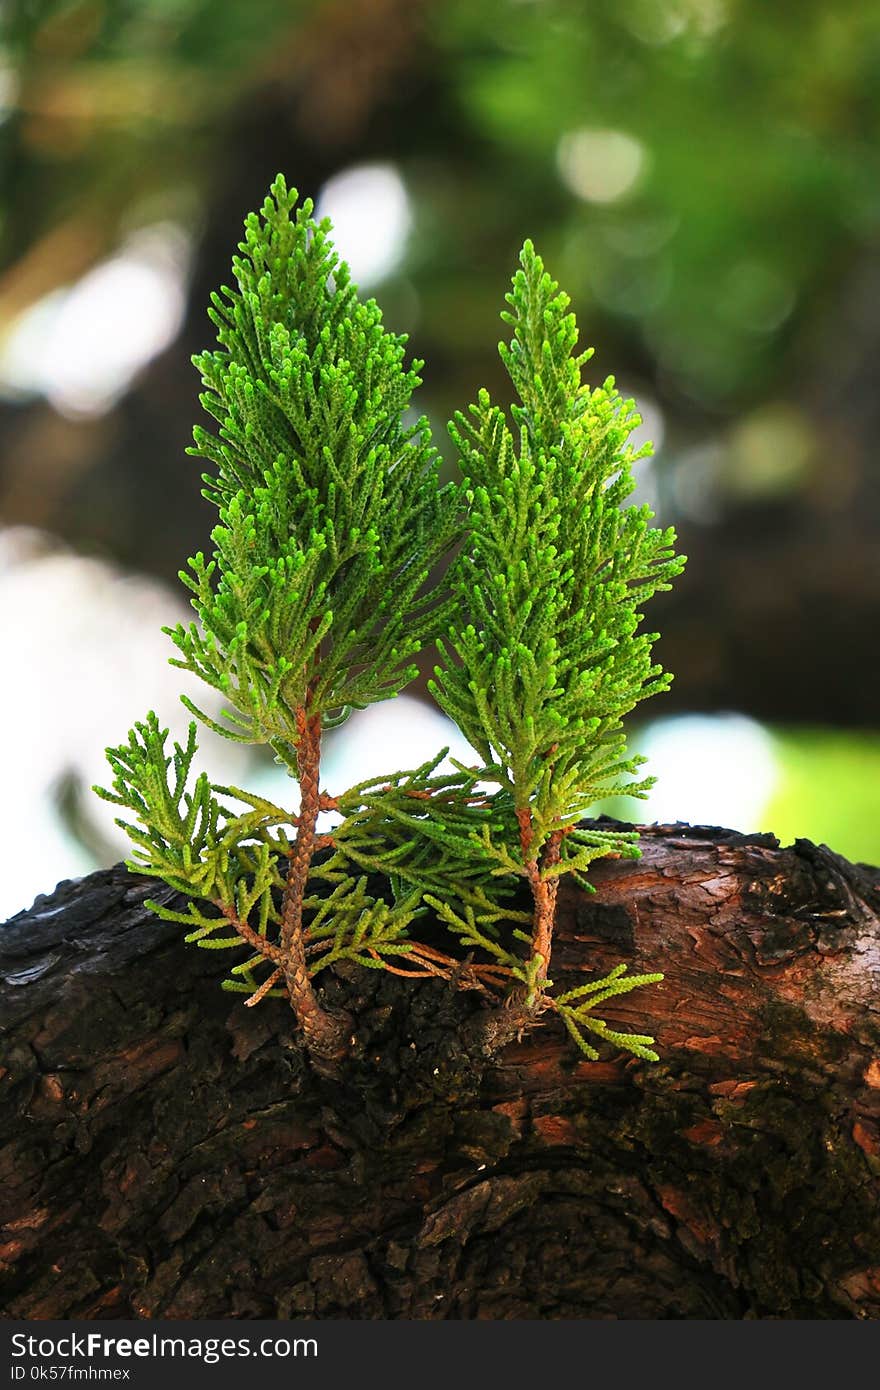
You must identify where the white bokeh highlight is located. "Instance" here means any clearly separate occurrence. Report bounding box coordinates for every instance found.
[0,528,250,919]
[315,164,412,288]
[0,223,190,417]
[557,129,647,205]
[635,713,778,831]
[321,697,476,793]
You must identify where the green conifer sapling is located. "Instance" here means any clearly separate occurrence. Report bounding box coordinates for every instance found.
[96,177,458,1060]
[95,177,684,1069]
[429,242,686,1055]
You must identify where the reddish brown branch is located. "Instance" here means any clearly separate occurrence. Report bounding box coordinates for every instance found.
[516,809,562,997]
[278,710,351,1062]
[244,966,284,1007]
[217,903,283,964]
[367,941,510,992]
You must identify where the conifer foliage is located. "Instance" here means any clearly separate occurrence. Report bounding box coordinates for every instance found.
[96,177,684,1068]
[97,176,459,1059]
[429,243,685,1055]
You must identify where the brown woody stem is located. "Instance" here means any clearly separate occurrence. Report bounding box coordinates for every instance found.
[517,809,562,1001]
[244,966,284,1007]
[465,811,565,1057]
[278,709,351,1063]
[217,903,284,963]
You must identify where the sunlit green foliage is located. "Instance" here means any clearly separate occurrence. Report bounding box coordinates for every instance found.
[95,180,460,1024]
[429,241,684,1055]
[176,174,457,743]
[95,180,683,1062]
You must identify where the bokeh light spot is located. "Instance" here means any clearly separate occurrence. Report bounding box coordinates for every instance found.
[0,222,190,417]
[557,129,647,204]
[315,164,412,289]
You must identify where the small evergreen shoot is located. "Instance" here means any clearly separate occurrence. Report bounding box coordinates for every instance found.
[97,176,459,1059]
[96,177,684,1069]
[429,241,685,1055]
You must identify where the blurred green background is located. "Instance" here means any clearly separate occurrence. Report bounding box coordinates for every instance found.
[1,0,878,917]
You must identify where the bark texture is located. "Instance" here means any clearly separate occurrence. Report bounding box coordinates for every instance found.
[1,824,879,1321]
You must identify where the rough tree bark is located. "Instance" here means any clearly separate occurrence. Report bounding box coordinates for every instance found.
[1,824,879,1321]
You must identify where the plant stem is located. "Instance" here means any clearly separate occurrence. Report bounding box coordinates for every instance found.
[465,810,564,1058]
[517,809,562,1002]
[279,709,351,1061]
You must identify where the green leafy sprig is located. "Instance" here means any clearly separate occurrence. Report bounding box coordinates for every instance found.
[429,240,685,1052]
[95,180,684,1069]
[97,176,460,1059]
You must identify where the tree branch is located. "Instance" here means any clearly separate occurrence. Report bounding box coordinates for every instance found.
[1,823,878,1319]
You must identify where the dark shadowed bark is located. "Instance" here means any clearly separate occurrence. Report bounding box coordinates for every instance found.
[1,824,879,1320]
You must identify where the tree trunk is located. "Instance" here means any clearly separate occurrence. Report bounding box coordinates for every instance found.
[1,824,879,1320]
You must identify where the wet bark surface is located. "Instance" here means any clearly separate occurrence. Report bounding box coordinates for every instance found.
[1,823,879,1320]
